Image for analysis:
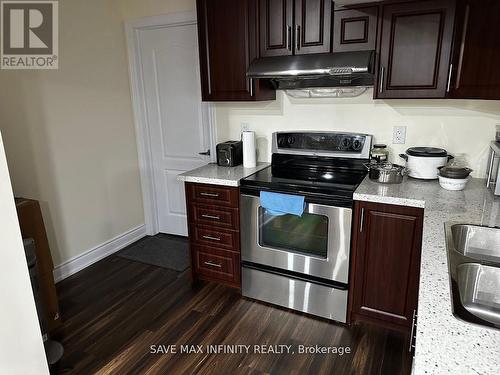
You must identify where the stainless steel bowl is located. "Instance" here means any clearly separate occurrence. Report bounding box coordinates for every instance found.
[365,162,407,184]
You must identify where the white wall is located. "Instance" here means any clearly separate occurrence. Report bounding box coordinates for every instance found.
[215,90,500,177]
[0,133,49,375]
[0,0,196,268]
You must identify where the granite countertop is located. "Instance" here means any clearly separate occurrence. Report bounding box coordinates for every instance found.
[177,162,269,187]
[354,176,500,375]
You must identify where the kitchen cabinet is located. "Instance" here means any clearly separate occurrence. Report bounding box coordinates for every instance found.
[375,0,456,99]
[349,201,424,332]
[16,198,61,334]
[185,183,241,288]
[259,0,332,57]
[259,0,293,57]
[196,0,275,101]
[332,6,378,53]
[448,0,500,99]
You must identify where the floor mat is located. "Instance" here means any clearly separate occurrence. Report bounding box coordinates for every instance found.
[117,234,190,272]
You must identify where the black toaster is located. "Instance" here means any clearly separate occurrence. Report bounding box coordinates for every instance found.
[216,141,243,167]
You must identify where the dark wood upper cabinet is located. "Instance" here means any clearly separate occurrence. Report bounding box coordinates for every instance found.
[375,0,456,99]
[349,201,423,332]
[196,0,275,101]
[260,0,331,57]
[294,0,332,54]
[259,0,294,57]
[333,6,378,52]
[449,0,500,100]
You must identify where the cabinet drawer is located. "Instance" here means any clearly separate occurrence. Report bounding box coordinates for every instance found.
[194,247,240,285]
[187,183,239,208]
[190,225,239,252]
[191,205,239,229]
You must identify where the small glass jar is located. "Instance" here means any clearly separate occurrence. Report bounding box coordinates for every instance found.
[371,144,389,163]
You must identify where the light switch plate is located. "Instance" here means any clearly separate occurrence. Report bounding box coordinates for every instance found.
[393,126,407,144]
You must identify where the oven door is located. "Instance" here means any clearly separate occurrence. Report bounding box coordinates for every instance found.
[240,194,352,284]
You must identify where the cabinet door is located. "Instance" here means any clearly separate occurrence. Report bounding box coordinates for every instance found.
[376,0,455,99]
[259,0,294,57]
[332,6,378,53]
[350,202,423,331]
[197,0,275,101]
[294,0,332,55]
[449,0,500,99]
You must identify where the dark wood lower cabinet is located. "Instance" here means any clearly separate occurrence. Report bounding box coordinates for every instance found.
[185,182,241,288]
[349,201,424,333]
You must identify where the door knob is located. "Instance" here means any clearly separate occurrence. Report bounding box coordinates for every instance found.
[199,150,210,156]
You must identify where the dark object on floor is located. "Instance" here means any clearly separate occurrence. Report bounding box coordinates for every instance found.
[45,340,64,374]
[117,234,190,271]
[16,197,61,333]
[24,238,64,374]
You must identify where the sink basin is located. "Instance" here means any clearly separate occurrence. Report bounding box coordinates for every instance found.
[451,224,500,264]
[445,222,500,330]
[457,263,500,326]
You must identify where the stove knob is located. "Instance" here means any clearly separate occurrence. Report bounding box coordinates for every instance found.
[340,137,352,150]
[288,136,296,146]
[352,139,363,151]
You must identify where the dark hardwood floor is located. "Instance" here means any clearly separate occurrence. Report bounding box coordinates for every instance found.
[54,254,412,375]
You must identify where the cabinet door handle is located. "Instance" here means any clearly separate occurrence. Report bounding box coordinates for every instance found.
[359,208,365,233]
[286,26,292,51]
[446,64,453,93]
[200,192,219,198]
[409,309,417,352]
[202,235,221,241]
[455,4,470,90]
[201,214,220,220]
[249,78,254,97]
[486,149,497,188]
[379,66,385,94]
[295,25,301,51]
[204,261,222,268]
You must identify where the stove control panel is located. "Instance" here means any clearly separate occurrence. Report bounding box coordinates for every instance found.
[273,132,372,159]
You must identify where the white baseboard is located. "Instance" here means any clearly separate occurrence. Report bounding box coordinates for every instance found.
[53,224,147,283]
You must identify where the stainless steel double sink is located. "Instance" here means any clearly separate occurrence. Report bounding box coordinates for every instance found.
[445,223,500,330]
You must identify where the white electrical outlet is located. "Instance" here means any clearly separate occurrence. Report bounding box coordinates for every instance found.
[240,122,250,132]
[393,126,407,144]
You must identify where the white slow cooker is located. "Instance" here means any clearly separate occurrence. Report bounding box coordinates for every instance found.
[399,147,454,179]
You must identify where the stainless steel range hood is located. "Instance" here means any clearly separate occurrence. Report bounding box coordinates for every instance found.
[247,50,375,89]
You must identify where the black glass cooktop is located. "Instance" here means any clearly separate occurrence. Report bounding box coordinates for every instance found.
[240,154,368,207]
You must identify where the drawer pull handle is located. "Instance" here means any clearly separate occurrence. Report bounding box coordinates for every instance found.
[204,261,222,268]
[202,235,221,241]
[201,214,220,220]
[200,192,219,198]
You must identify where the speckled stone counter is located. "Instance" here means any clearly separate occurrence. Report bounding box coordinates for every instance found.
[354,176,500,375]
[177,162,269,187]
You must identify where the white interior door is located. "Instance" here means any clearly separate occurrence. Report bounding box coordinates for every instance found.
[137,20,210,236]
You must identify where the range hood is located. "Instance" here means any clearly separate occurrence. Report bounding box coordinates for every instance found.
[247,50,375,89]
